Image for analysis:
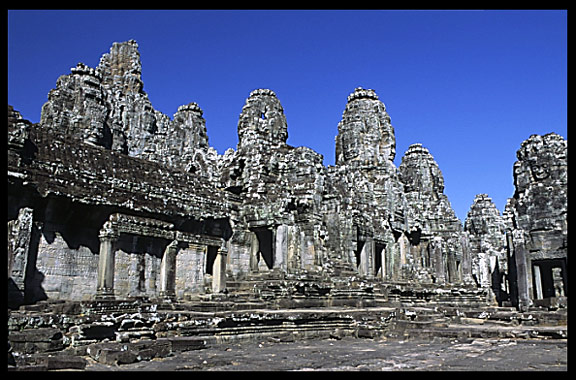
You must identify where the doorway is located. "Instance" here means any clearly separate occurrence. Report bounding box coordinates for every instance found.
[374,242,385,276]
[532,258,567,299]
[253,228,274,269]
[205,246,219,275]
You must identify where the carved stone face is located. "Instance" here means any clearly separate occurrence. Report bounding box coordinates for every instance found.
[237,89,288,149]
[515,133,566,191]
[336,88,396,167]
[341,131,359,161]
[529,161,550,181]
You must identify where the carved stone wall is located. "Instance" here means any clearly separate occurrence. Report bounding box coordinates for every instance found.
[464,193,508,303]
[503,133,567,308]
[399,143,466,284]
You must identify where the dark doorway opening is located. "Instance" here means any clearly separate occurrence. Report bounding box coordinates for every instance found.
[532,258,567,299]
[254,228,274,269]
[355,240,365,268]
[374,242,385,275]
[205,246,219,275]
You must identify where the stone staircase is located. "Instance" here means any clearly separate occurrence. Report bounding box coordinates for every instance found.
[386,304,568,341]
[223,269,389,309]
[8,290,567,370]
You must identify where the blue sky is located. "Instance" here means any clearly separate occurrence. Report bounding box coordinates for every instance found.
[8,10,567,222]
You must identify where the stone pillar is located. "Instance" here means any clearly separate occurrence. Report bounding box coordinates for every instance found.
[358,238,374,277]
[96,221,119,299]
[249,231,259,272]
[159,240,178,301]
[477,252,491,288]
[398,234,410,279]
[431,237,446,284]
[385,242,397,281]
[460,233,475,286]
[398,234,409,266]
[212,242,228,293]
[446,251,459,284]
[512,230,533,310]
[275,224,288,271]
[8,207,34,290]
[8,207,34,307]
[533,264,543,299]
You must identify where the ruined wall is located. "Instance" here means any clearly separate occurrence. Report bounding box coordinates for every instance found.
[503,133,567,308]
[461,133,568,308]
[35,229,99,301]
[174,244,208,298]
[398,143,466,284]
[510,133,567,256]
[219,89,328,277]
[325,88,409,278]
[464,194,508,302]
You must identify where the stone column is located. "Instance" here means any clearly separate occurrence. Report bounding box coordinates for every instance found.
[275,224,288,271]
[96,221,119,299]
[460,233,475,286]
[446,251,459,284]
[358,239,374,277]
[532,264,543,299]
[8,207,34,307]
[385,242,397,281]
[399,234,409,266]
[249,231,259,272]
[159,240,178,301]
[8,207,33,290]
[512,230,533,311]
[431,237,446,284]
[398,234,410,279]
[212,242,228,293]
[476,251,490,288]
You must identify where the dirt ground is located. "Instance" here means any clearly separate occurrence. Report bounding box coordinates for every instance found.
[85,337,567,371]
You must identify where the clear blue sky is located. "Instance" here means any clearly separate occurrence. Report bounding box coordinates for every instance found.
[8,10,567,223]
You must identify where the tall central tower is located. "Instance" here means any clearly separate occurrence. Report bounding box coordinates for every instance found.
[335,87,396,167]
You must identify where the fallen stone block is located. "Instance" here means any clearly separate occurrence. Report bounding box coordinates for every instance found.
[39,355,87,370]
[356,327,378,339]
[163,337,206,352]
[69,322,117,340]
[131,339,172,359]
[98,348,139,366]
[9,327,64,354]
[87,342,138,365]
[267,332,296,343]
[87,339,172,365]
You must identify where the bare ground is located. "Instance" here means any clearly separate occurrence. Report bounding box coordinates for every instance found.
[85,337,567,371]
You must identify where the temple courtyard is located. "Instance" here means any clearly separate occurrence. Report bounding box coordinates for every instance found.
[84,336,567,371]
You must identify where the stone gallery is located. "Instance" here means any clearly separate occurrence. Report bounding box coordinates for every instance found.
[7,40,567,370]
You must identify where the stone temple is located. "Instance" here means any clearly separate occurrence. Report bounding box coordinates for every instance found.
[7,40,567,369]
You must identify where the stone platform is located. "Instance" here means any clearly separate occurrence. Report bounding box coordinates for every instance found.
[8,290,567,371]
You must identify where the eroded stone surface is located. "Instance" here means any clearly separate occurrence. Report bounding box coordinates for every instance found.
[464,194,508,297]
[82,337,567,371]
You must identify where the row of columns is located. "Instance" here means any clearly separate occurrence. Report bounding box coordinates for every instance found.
[95,223,227,300]
[356,232,475,286]
[248,224,320,273]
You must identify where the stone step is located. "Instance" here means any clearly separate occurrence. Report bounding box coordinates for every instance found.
[396,323,568,341]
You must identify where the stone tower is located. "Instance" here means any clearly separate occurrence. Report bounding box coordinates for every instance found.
[237,88,288,151]
[40,63,110,147]
[327,87,410,278]
[335,87,396,168]
[464,193,508,301]
[399,143,464,284]
[504,133,567,308]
